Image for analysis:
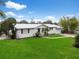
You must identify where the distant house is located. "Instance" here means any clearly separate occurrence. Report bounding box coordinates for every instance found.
[15,24,62,38]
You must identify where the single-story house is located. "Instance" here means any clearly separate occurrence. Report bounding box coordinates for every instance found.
[15,24,62,38]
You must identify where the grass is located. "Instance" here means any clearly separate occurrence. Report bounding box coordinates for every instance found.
[0,36,79,59]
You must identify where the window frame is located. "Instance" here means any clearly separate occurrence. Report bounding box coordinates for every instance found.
[21,29,23,34]
[28,29,30,33]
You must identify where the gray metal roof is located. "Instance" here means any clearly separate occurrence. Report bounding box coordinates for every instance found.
[15,24,62,29]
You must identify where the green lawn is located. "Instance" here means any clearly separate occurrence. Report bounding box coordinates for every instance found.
[0,36,79,59]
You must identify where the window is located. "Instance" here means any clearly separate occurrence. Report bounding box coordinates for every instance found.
[42,28,44,32]
[50,27,53,30]
[56,28,60,30]
[21,29,23,34]
[28,29,30,33]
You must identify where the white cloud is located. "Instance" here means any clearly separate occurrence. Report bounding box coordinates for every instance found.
[32,19,42,22]
[18,15,24,18]
[60,15,75,20]
[16,15,27,22]
[28,16,58,23]
[5,11,16,17]
[45,16,56,20]
[65,15,75,18]
[5,1,27,10]
[16,18,23,22]
[5,12,59,23]
[44,16,58,22]
[16,18,31,22]
[77,13,79,16]
[5,11,26,21]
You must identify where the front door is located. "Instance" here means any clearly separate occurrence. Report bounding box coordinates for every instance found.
[38,28,40,33]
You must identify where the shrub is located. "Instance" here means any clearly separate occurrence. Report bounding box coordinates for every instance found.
[44,31,48,36]
[35,32,41,37]
[11,30,16,39]
[74,34,79,48]
[0,30,3,36]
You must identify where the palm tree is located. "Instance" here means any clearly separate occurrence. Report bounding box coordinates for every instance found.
[0,11,6,35]
[1,17,16,39]
[0,0,7,36]
[0,10,5,18]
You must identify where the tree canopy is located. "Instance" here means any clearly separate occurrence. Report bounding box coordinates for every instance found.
[0,10,6,19]
[59,17,78,33]
[1,17,16,35]
[20,20,28,24]
[43,20,53,24]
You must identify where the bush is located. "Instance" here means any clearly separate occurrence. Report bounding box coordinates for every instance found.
[44,31,48,36]
[35,32,41,37]
[0,30,3,36]
[11,30,16,39]
[74,34,79,48]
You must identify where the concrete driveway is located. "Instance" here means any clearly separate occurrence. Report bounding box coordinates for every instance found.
[61,34,75,37]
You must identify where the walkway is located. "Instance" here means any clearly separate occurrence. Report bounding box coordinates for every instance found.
[43,37,65,39]
[43,34,75,39]
[60,34,75,37]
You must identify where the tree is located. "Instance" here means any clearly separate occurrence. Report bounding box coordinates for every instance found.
[0,0,6,18]
[9,24,16,39]
[0,11,5,18]
[30,21,36,24]
[59,16,78,33]
[20,20,28,24]
[0,10,6,35]
[69,17,78,33]
[43,20,52,24]
[53,22,58,25]
[59,17,69,33]
[74,34,79,48]
[0,0,6,35]
[37,21,42,24]
[1,17,16,38]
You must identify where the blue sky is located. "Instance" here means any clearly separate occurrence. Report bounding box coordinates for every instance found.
[0,0,79,22]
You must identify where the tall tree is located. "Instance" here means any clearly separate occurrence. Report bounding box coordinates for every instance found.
[43,20,52,24]
[0,0,6,19]
[1,17,16,36]
[59,17,69,33]
[0,0,6,18]
[20,20,28,24]
[37,21,42,24]
[0,10,6,34]
[0,10,5,18]
[30,20,36,24]
[69,17,78,33]
[59,16,78,33]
